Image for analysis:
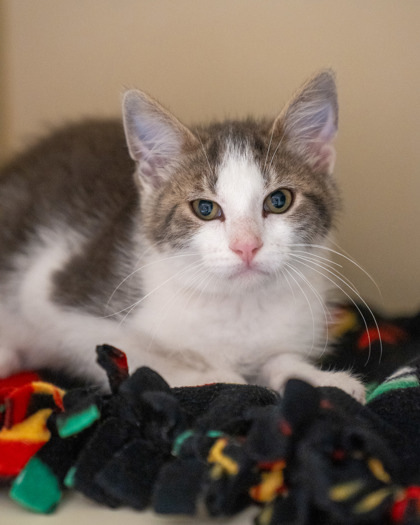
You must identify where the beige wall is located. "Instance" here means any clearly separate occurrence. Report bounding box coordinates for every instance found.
[0,0,7,162]
[1,0,420,314]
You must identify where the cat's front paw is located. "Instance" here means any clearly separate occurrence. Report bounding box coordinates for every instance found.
[269,366,365,404]
[316,370,366,404]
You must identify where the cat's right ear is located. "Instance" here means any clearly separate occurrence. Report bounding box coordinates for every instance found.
[271,70,338,175]
[122,90,197,186]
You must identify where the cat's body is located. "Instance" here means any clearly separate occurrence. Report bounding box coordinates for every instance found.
[0,71,365,400]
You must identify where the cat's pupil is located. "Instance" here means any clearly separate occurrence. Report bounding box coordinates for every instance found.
[271,191,286,209]
[198,200,213,216]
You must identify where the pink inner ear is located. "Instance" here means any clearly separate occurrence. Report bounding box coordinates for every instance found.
[311,142,336,174]
[138,160,154,178]
[283,96,337,174]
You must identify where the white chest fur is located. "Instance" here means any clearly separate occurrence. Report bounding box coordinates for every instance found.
[131,257,329,382]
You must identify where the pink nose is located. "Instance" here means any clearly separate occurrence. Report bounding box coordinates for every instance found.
[230,238,263,265]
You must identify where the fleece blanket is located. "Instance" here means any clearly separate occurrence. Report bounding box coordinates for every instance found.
[1,303,420,524]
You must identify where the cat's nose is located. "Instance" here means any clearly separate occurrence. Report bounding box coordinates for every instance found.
[230,238,263,265]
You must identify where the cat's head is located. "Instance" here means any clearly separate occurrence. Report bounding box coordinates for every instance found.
[122,70,340,294]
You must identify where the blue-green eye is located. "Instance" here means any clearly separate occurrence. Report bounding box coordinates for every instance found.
[191,199,222,221]
[264,189,293,214]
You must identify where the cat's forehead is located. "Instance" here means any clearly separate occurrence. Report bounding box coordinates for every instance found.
[200,119,268,167]
[192,120,272,198]
[215,144,266,211]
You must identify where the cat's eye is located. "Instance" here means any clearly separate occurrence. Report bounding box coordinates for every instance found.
[263,189,293,214]
[191,199,222,221]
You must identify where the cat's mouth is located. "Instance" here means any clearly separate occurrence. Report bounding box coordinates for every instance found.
[230,263,270,280]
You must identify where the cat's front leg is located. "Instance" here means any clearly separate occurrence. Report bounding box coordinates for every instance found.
[122,339,246,388]
[165,367,246,387]
[258,354,366,404]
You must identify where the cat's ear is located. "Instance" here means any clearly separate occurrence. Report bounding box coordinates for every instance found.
[272,70,338,174]
[122,89,197,186]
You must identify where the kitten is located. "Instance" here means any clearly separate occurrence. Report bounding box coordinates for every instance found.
[0,70,365,401]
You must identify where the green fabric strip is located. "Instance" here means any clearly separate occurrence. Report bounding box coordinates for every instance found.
[366,379,419,403]
[56,404,100,438]
[9,457,62,513]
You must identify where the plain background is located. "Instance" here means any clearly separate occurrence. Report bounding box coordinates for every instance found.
[1,0,419,315]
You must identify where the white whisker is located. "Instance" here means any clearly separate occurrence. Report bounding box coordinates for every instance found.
[283,263,316,356]
[290,253,382,365]
[267,130,286,175]
[104,251,200,315]
[108,258,205,323]
[284,262,330,356]
[262,124,275,176]
[290,252,356,291]
[292,249,343,269]
[329,238,384,303]
[279,267,296,303]
[197,134,215,179]
[289,243,382,297]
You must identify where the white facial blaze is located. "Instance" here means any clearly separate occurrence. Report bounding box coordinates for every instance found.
[216,147,265,249]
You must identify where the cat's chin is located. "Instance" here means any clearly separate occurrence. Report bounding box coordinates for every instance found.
[234,266,268,279]
[208,265,274,294]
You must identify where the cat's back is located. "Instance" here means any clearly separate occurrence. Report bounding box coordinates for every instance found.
[0,119,135,211]
[0,119,138,262]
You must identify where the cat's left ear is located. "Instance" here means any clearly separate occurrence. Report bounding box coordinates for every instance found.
[122,89,197,186]
[272,70,338,175]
